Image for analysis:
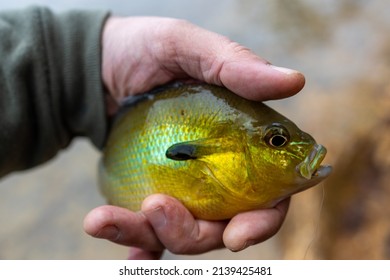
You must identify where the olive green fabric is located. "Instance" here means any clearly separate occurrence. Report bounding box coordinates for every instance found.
[0,7,109,177]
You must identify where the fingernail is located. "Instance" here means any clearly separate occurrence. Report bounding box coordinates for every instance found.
[269,65,299,75]
[229,240,255,252]
[96,225,120,241]
[144,207,167,228]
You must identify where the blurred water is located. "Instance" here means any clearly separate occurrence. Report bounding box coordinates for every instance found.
[0,0,389,259]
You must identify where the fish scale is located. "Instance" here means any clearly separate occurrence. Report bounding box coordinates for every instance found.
[99,84,331,220]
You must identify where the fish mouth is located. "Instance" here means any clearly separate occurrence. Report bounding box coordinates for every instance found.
[296,144,332,180]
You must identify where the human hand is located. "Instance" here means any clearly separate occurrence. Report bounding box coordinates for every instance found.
[84,195,290,259]
[101,16,305,115]
[85,16,304,259]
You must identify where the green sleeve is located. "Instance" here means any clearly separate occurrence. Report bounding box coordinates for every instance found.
[0,6,109,178]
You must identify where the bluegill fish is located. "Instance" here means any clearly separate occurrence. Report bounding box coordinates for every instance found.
[99,83,331,220]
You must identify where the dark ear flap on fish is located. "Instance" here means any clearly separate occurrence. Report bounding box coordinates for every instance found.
[166,143,198,160]
[166,138,235,161]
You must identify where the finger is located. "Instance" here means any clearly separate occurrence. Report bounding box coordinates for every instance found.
[83,205,164,252]
[127,247,164,260]
[164,21,305,100]
[141,194,228,255]
[223,198,290,251]
[102,17,304,102]
[218,55,305,101]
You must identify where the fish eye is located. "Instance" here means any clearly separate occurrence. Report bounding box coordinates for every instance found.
[264,124,290,148]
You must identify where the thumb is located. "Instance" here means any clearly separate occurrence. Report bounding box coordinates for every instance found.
[166,21,305,100]
[217,55,306,101]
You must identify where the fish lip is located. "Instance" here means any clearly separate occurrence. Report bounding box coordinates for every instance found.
[312,164,332,179]
[296,144,331,180]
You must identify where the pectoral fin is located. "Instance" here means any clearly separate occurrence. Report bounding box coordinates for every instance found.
[166,138,236,161]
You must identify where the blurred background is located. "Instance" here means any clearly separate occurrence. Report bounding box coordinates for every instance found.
[0,0,389,259]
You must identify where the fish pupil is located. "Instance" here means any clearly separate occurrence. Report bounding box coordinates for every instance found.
[270,135,288,147]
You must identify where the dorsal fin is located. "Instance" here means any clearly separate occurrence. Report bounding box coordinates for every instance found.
[120,81,188,108]
[113,82,188,125]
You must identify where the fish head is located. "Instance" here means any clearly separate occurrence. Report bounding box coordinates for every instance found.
[245,120,332,205]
